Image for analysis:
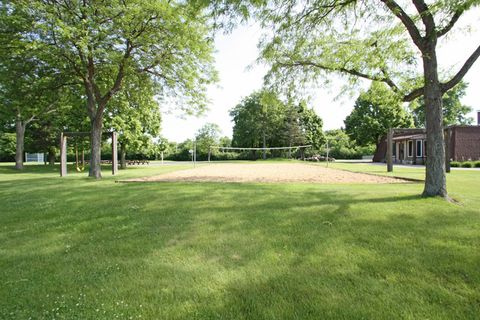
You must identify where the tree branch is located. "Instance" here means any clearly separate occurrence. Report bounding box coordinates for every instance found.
[24,103,56,125]
[277,60,401,93]
[277,59,427,102]
[99,40,134,110]
[380,0,424,49]
[412,0,435,37]
[402,87,424,102]
[294,0,356,26]
[437,9,464,37]
[441,44,480,93]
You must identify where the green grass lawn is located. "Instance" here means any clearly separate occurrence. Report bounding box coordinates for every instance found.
[0,161,479,319]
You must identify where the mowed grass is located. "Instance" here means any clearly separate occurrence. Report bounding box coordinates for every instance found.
[0,161,479,319]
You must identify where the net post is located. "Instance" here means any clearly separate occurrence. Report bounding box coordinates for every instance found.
[60,132,67,177]
[111,132,118,175]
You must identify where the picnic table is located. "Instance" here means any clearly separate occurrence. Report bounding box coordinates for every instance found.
[127,160,150,165]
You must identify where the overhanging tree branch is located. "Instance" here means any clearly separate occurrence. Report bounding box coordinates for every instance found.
[277,60,401,93]
[437,9,464,37]
[278,59,427,102]
[380,0,424,49]
[99,40,134,108]
[412,0,435,36]
[441,43,480,93]
[402,86,424,102]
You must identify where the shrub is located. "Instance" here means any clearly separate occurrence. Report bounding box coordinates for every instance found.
[450,161,460,167]
[461,162,473,168]
[474,161,480,168]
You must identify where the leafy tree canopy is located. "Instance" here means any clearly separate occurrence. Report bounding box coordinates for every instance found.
[4,0,218,177]
[257,0,480,103]
[345,82,414,147]
[324,129,376,160]
[230,90,286,148]
[195,122,223,156]
[230,91,325,152]
[254,0,480,197]
[107,73,162,154]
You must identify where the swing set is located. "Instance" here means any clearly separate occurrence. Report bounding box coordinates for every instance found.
[59,131,118,176]
[74,137,86,172]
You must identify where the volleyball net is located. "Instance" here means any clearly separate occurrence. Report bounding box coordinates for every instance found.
[207,145,313,161]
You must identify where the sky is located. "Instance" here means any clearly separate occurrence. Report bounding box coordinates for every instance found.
[161,13,480,143]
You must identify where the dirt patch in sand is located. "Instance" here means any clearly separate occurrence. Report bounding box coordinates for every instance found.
[123,163,408,184]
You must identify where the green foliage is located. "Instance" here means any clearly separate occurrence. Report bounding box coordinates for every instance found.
[0,132,16,161]
[409,81,473,127]
[450,161,460,167]
[257,0,418,96]
[450,161,480,168]
[167,139,195,161]
[345,82,414,146]
[281,106,305,148]
[219,136,232,148]
[166,124,230,161]
[17,0,218,114]
[324,129,375,160]
[230,90,286,148]
[0,2,79,167]
[461,162,473,168]
[296,101,325,149]
[0,2,67,123]
[255,0,480,196]
[108,73,162,155]
[257,0,478,101]
[230,91,324,153]
[195,123,223,158]
[3,0,217,176]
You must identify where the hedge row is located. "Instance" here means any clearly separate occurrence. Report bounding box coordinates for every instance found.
[450,161,480,168]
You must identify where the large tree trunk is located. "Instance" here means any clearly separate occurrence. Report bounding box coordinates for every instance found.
[15,120,25,170]
[89,115,103,179]
[422,43,447,197]
[120,143,127,169]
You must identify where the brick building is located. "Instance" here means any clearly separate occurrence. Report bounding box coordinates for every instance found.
[374,111,480,164]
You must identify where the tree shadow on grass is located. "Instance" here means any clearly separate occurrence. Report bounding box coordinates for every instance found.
[0,179,478,319]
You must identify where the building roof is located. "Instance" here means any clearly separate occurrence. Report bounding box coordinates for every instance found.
[392,133,426,141]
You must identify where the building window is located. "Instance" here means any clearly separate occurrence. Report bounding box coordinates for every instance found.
[424,141,427,156]
[408,140,413,157]
[416,140,423,157]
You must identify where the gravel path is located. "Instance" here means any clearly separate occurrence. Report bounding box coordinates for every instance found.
[125,163,407,184]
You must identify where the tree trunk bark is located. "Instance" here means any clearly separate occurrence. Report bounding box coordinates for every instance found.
[120,143,127,169]
[89,115,103,179]
[422,43,447,198]
[48,148,55,166]
[15,120,25,170]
